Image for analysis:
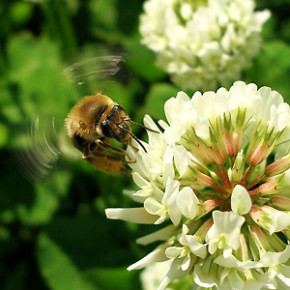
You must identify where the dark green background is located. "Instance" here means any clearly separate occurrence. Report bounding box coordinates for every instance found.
[0,0,289,289]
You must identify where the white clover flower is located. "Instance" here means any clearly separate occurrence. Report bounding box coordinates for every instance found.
[140,0,270,91]
[106,81,290,289]
[141,260,173,290]
[205,210,245,258]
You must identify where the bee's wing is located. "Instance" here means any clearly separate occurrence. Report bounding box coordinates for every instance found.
[17,117,61,182]
[64,55,124,83]
[63,48,125,94]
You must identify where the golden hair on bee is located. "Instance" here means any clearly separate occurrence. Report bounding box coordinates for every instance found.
[65,93,158,174]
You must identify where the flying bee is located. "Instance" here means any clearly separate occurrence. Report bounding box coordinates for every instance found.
[20,51,158,179]
[65,93,158,175]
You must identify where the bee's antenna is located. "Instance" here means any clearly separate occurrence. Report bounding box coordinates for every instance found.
[117,125,147,153]
[124,119,159,134]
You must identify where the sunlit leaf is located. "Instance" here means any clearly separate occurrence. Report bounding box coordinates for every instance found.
[7,33,77,120]
[0,123,9,147]
[37,233,96,290]
[244,41,290,103]
[142,83,178,120]
[83,267,141,290]
[19,170,71,225]
[9,2,33,25]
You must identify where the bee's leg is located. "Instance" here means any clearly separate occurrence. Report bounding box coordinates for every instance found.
[127,139,139,153]
[121,143,134,162]
[89,141,136,165]
[84,152,131,176]
[95,139,133,159]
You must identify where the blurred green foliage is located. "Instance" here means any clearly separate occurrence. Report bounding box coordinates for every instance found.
[0,0,289,289]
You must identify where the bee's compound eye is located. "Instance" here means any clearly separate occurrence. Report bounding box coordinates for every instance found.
[113,104,121,111]
[101,121,113,138]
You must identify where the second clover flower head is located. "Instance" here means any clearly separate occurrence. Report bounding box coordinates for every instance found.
[106,81,290,289]
[139,0,270,91]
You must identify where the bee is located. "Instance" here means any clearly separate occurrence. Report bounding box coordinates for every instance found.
[65,93,157,175]
[19,52,157,179]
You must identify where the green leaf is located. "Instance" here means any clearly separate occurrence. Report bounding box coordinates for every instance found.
[83,267,141,290]
[142,83,178,120]
[89,0,143,41]
[124,36,166,82]
[37,216,139,289]
[89,0,121,42]
[0,123,9,147]
[0,167,34,223]
[89,0,117,30]
[19,170,72,225]
[37,233,96,290]
[244,41,290,103]
[0,81,24,125]
[7,33,77,121]
[0,165,71,225]
[40,216,135,268]
[9,2,33,25]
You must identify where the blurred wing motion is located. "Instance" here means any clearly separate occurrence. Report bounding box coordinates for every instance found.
[63,52,125,93]
[18,117,61,181]
[64,55,124,83]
